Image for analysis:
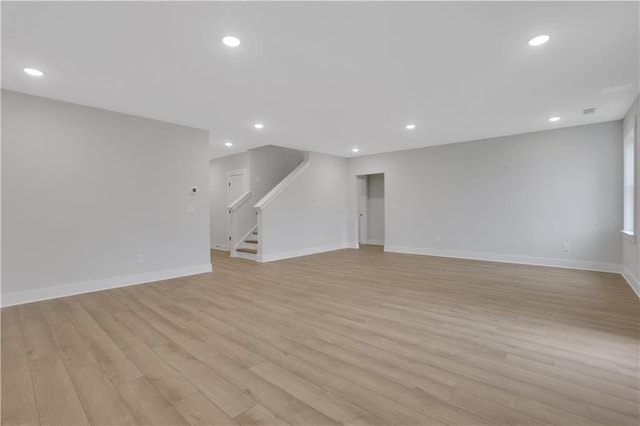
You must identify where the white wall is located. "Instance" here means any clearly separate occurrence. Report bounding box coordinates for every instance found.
[209,152,249,249]
[622,95,639,295]
[208,145,305,250]
[348,121,623,271]
[366,173,385,245]
[259,152,349,261]
[250,145,306,206]
[2,90,211,306]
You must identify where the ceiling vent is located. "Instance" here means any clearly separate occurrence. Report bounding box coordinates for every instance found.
[583,107,596,114]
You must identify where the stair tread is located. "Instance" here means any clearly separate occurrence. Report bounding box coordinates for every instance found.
[245,239,258,244]
[237,248,257,254]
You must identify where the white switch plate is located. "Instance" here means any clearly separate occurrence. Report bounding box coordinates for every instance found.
[137,254,145,263]
[562,242,570,252]
[186,205,195,213]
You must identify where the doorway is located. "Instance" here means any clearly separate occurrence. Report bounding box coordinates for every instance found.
[357,173,385,246]
[227,169,247,205]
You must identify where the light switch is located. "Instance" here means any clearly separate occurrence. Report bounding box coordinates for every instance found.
[187,205,195,213]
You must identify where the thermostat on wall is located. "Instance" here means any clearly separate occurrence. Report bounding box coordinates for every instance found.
[189,186,198,195]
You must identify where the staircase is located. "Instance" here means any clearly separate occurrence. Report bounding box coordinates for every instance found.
[235,227,259,260]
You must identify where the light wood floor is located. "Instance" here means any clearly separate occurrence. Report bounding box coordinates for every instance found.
[2,246,639,426]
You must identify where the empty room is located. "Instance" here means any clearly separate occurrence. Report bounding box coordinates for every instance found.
[2,1,639,425]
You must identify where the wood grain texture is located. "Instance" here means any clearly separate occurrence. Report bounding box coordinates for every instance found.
[2,246,638,425]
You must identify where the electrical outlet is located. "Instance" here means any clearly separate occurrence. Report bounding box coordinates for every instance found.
[562,242,570,252]
[137,254,145,264]
[435,236,441,243]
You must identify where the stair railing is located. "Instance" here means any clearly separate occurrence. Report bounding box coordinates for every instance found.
[227,191,251,257]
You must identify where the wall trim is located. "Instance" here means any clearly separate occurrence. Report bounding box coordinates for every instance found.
[384,245,621,274]
[621,266,640,298]
[211,243,229,251]
[366,239,385,246]
[1,263,213,307]
[258,243,351,263]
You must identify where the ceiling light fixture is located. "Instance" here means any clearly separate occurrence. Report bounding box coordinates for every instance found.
[225,141,233,147]
[253,123,264,129]
[549,116,560,122]
[222,36,240,47]
[405,124,416,130]
[352,148,360,153]
[23,68,44,77]
[528,35,550,46]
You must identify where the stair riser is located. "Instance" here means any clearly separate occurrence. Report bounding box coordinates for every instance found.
[235,251,257,261]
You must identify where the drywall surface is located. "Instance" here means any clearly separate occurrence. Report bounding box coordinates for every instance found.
[2,90,211,305]
[348,121,623,271]
[622,95,639,294]
[209,152,249,249]
[260,152,349,261]
[250,145,307,206]
[367,173,385,245]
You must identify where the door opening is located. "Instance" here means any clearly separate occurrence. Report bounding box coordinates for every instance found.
[227,169,247,205]
[357,173,385,247]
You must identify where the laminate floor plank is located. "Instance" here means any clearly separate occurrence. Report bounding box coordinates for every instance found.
[65,362,139,426]
[153,341,339,426]
[173,391,238,426]
[234,403,289,426]
[1,246,637,425]
[1,307,40,426]
[28,354,90,426]
[114,376,190,425]
[250,361,387,425]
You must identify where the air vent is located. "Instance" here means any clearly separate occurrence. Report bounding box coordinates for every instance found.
[583,108,596,115]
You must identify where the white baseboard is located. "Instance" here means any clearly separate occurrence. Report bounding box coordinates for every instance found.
[1,263,213,307]
[384,245,621,274]
[621,267,640,298]
[211,243,229,251]
[258,243,350,263]
[366,239,385,246]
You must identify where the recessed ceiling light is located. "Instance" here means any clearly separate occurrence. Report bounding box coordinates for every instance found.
[225,141,233,147]
[528,35,550,46]
[549,116,561,122]
[405,124,416,130]
[23,68,44,77]
[352,148,360,153]
[253,123,264,129]
[222,36,240,47]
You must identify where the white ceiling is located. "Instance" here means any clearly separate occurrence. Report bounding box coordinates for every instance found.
[2,1,638,159]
